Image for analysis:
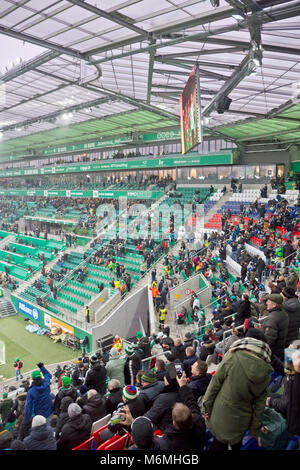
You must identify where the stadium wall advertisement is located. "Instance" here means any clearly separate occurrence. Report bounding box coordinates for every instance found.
[0,152,232,178]
[10,294,92,352]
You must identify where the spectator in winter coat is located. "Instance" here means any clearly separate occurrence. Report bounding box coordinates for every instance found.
[136,332,151,361]
[24,364,53,426]
[171,338,186,363]
[281,286,300,347]
[0,393,13,425]
[105,348,125,387]
[124,345,142,386]
[56,403,92,450]
[158,372,206,451]
[105,379,123,415]
[53,375,78,416]
[24,415,57,450]
[72,362,86,389]
[55,396,74,440]
[84,355,107,395]
[262,294,289,361]
[199,335,216,362]
[82,389,106,423]
[266,340,300,437]
[202,333,273,450]
[182,347,198,378]
[235,293,251,326]
[138,371,165,410]
[187,360,212,401]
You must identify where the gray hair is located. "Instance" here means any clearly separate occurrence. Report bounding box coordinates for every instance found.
[108,379,120,391]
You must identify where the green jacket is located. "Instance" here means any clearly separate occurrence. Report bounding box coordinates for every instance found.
[0,398,13,424]
[202,349,272,445]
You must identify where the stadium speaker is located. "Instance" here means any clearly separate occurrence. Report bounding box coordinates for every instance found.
[216,95,232,114]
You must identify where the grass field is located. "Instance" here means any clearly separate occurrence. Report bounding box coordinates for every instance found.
[0,315,78,380]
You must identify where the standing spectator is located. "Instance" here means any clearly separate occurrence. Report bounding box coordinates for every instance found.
[124,345,142,386]
[281,286,300,347]
[53,375,77,416]
[138,371,165,410]
[105,348,125,387]
[202,333,273,450]
[56,403,92,450]
[235,293,251,327]
[182,347,198,378]
[187,360,212,401]
[84,355,107,395]
[24,415,57,451]
[262,294,289,361]
[136,332,151,369]
[54,396,74,441]
[172,338,186,363]
[14,357,23,382]
[24,364,53,426]
[0,393,13,426]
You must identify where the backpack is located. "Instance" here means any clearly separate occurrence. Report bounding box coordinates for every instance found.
[260,407,288,450]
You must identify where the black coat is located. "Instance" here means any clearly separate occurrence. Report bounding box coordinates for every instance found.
[158,385,206,451]
[137,337,151,359]
[82,393,107,423]
[53,386,78,415]
[56,413,92,450]
[171,344,186,363]
[263,306,289,360]
[84,364,107,395]
[55,396,74,440]
[124,353,142,386]
[283,297,300,347]
[182,355,198,378]
[235,300,251,326]
[144,384,182,432]
[24,424,57,450]
[105,388,123,415]
[187,374,212,400]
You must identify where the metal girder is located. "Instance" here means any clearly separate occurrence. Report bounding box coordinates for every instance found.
[147,41,156,104]
[0,96,118,132]
[202,52,256,117]
[66,0,154,39]
[155,57,239,71]
[154,47,246,60]
[0,25,90,61]
[0,51,60,83]
[202,37,300,57]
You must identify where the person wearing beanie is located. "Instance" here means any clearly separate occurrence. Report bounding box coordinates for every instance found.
[143,365,181,432]
[262,293,289,360]
[136,332,151,369]
[56,403,92,450]
[138,371,164,410]
[84,354,107,395]
[53,374,78,416]
[124,344,142,386]
[266,339,300,437]
[0,429,13,450]
[281,286,300,347]
[57,364,72,390]
[0,392,13,426]
[121,385,146,419]
[106,347,125,387]
[54,396,74,441]
[129,415,161,450]
[24,363,53,426]
[72,362,87,389]
[23,414,57,450]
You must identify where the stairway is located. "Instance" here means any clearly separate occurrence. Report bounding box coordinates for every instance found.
[0,298,16,318]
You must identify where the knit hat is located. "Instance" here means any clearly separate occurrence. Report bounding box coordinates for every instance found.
[31,370,42,380]
[131,416,154,443]
[266,293,283,305]
[136,331,143,339]
[15,358,19,362]
[2,392,8,399]
[141,371,156,384]
[61,375,71,387]
[125,345,134,356]
[282,286,296,299]
[122,385,138,401]
[90,355,98,365]
[65,366,72,372]
[32,415,46,428]
[68,403,82,418]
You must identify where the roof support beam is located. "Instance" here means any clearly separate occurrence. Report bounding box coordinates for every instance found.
[0,25,90,61]
[147,41,156,104]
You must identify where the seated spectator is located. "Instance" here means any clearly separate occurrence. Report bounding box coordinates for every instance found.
[128,415,161,450]
[187,360,212,401]
[0,429,13,450]
[105,379,123,415]
[24,415,57,451]
[199,335,216,362]
[56,403,92,450]
[82,389,106,423]
[172,337,186,363]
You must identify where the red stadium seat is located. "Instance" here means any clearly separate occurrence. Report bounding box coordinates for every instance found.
[72,436,95,450]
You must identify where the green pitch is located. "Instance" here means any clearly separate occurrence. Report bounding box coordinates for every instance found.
[0,315,78,380]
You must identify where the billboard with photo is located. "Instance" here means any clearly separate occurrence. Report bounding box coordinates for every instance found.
[180,65,202,154]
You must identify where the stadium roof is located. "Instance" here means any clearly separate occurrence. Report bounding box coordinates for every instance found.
[0,0,300,157]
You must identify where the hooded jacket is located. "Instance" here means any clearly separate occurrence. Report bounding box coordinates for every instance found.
[187,373,212,401]
[24,423,57,451]
[56,412,92,450]
[144,382,182,432]
[105,350,125,386]
[53,385,78,416]
[282,297,300,347]
[202,339,273,445]
[171,343,186,363]
[24,366,53,422]
[139,380,165,410]
[124,353,142,386]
